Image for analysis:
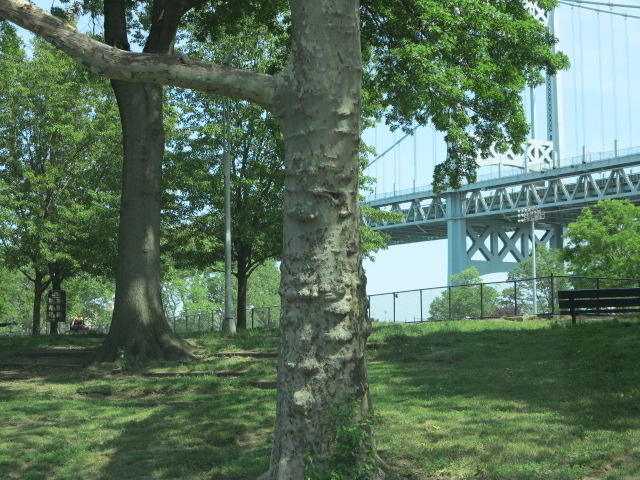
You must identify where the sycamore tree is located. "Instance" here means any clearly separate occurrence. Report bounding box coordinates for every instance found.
[563,199,640,282]
[0,24,121,334]
[0,0,567,477]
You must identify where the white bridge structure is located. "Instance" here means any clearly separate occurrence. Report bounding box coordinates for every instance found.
[363,1,640,280]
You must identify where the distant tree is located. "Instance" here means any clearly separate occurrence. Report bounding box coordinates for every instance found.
[0,265,31,330]
[0,30,121,334]
[563,199,640,282]
[428,268,500,320]
[161,266,223,320]
[161,17,287,330]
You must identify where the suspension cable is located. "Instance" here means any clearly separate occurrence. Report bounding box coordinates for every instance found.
[610,10,619,143]
[570,6,580,152]
[596,12,606,148]
[624,16,633,145]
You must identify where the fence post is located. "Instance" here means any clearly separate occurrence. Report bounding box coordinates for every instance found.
[393,293,397,323]
[513,281,518,315]
[551,274,556,314]
[420,289,423,322]
[480,283,484,319]
[448,286,452,321]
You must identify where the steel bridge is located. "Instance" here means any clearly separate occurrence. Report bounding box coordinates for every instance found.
[364,149,640,277]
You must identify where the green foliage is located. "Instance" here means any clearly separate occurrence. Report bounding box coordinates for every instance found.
[304,399,378,480]
[64,274,115,328]
[0,33,122,328]
[428,267,500,320]
[563,199,640,281]
[0,264,30,328]
[360,0,569,191]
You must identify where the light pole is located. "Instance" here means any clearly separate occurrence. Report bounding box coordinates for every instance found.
[517,206,545,315]
[221,54,236,334]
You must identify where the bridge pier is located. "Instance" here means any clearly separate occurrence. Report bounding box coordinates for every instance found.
[447,216,564,282]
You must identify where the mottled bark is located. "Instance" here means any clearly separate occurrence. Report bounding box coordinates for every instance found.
[261,1,375,478]
[0,0,378,474]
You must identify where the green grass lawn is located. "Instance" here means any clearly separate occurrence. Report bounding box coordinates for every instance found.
[1,319,639,479]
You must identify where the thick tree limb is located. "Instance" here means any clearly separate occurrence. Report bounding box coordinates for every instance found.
[0,0,278,111]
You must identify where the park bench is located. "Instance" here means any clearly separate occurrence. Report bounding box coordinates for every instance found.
[558,287,640,324]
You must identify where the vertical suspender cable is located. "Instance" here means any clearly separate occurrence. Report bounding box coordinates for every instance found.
[413,127,417,191]
[624,15,633,147]
[375,127,379,196]
[578,9,587,149]
[393,131,397,193]
[610,10,619,146]
[597,12,606,149]
[570,6,580,154]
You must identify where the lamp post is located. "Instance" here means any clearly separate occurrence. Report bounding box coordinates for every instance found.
[517,206,545,315]
[221,54,236,334]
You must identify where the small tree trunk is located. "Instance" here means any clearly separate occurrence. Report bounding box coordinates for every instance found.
[31,270,49,336]
[235,247,250,330]
[263,1,377,478]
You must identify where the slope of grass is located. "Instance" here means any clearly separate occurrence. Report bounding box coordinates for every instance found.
[368,319,640,479]
[1,319,639,479]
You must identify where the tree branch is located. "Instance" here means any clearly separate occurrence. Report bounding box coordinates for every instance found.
[0,0,279,112]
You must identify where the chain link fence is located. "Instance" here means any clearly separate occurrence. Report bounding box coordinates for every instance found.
[166,305,281,334]
[367,275,640,323]
[11,275,639,336]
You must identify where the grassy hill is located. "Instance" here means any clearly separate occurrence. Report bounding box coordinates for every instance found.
[1,318,638,479]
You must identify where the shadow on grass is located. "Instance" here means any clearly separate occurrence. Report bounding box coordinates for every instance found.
[93,389,275,480]
[368,319,640,479]
[1,385,275,480]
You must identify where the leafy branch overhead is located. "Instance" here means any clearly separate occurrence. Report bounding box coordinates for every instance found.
[361,0,569,190]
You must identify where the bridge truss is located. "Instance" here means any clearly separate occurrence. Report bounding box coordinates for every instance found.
[363,151,640,278]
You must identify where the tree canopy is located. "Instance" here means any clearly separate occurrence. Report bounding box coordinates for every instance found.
[563,199,640,280]
[0,24,121,333]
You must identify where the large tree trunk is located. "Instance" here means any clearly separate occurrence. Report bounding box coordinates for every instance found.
[262,1,376,478]
[94,79,193,362]
[93,0,193,363]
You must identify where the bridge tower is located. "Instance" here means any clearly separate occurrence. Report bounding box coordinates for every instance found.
[446,3,565,280]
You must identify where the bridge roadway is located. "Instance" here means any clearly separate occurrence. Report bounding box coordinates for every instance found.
[363,149,640,277]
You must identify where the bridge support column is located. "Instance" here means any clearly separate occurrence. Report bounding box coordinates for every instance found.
[447,192,468,283]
